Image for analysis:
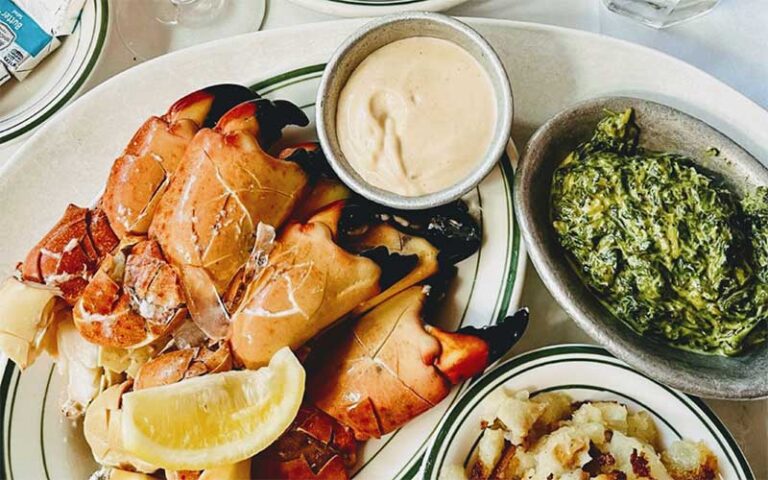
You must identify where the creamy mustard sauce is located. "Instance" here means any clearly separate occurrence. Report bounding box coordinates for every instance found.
[336,36,497,197]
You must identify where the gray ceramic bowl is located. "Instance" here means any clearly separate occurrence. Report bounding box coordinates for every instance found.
[316,12,513,210]
[515,96,768,399]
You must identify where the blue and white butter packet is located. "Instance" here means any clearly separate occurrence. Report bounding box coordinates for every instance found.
[17,0,87,37]
[0,0,87,82]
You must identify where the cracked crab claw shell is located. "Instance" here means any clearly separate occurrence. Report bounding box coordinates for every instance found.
[102,85,258,239]
[309,287,525,441]
[230,214,381,369]
[150,98,310,338]
[74,240,185,348]
[311,286,449,440]
[19,204,119,304]
[0,277,60,368]
[133,342,233,391]
[83,381,160,474]
[253,405,357,480]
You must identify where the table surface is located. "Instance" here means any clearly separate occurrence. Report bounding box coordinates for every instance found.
[0,0,766,477]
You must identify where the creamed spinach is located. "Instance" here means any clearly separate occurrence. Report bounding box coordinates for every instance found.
[551,108,767,355]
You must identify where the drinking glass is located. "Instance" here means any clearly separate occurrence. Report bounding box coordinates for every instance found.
[601,0,720,28]
[117,0,266,60]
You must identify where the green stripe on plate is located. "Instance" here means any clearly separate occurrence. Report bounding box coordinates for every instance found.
[0,363,15,480]
[328,0,429,5]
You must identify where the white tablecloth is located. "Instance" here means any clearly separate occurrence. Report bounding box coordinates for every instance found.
[1,0,766,476]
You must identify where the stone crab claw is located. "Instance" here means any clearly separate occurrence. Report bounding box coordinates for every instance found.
[150,98,310,340]
[345,222,439,316]
[339,198,481,266]
[73,239,185,348]
[253,405,357,480]
[230,197,474,370]
[309,286,529,441]
[230,203,381,369]
[102,84,258,239]
[19,204,119,304]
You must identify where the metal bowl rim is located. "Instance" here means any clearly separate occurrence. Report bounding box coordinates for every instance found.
[316,11,513,210]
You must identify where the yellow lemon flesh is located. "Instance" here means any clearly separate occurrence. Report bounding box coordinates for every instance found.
[121,347,304,470]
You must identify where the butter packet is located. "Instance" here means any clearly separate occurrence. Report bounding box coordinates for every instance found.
[0,0,61,81]
[16,0,87,37]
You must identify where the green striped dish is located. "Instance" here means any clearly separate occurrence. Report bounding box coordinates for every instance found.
[0,0,109,145]
[286,0,470,17]
[423,344,755,479]
[0,63,526,479]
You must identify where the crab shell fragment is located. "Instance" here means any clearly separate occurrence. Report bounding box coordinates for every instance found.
[0,277,60,368]
[133,342,232,390]
[73,239,185,349]
[83,381,159,474]
[19,205,119,305]
[150,98,310,339]
[253,406,357,480]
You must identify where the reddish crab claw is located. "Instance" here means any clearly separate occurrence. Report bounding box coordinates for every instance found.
[19,204,118,304]
[309,286,528,441]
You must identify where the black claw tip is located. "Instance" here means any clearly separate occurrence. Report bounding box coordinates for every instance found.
[254,98,309,147]
[201,84,260,128]
[273,99,310,128]
[458,308,529,362]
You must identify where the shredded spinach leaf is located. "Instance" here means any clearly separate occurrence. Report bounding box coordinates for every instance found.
[551,108,767,356]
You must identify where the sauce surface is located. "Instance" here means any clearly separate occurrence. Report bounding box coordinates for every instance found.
[336,36,497,197]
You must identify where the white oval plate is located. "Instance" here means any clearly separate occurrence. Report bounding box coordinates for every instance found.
[287,0,470,18]
[0,0,108,146]
[0,17,766,480]
[423,344,754,479]
[0,53,526,480]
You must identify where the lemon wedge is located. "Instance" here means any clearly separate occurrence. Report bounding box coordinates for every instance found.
[121,347,304,470]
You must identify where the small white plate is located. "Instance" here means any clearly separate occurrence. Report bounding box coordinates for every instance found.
[287,0,470,18]
[423,344,755,479]
[0,0,108,145]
